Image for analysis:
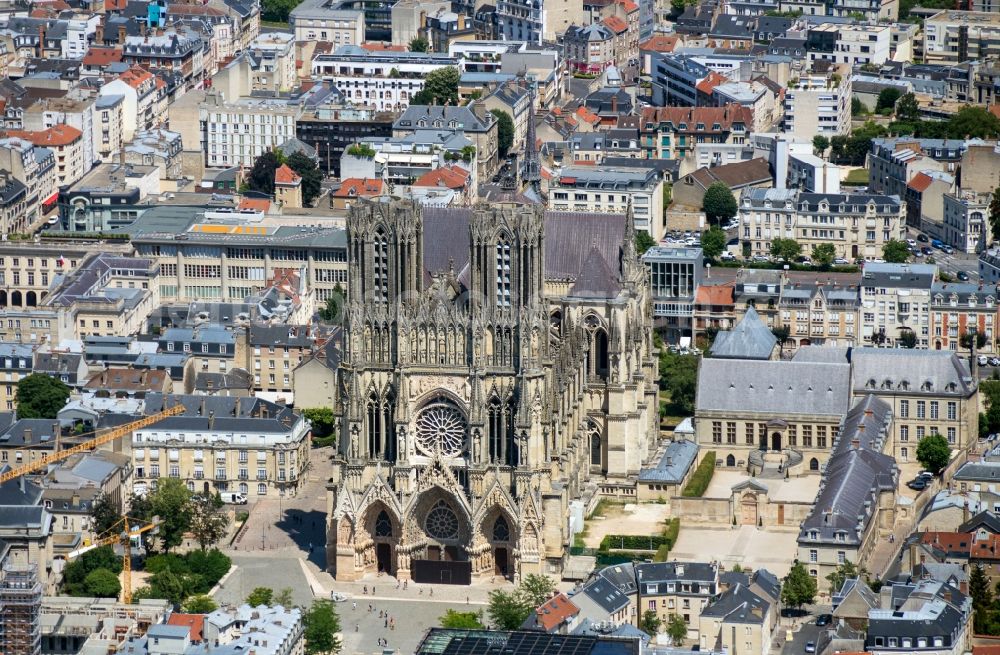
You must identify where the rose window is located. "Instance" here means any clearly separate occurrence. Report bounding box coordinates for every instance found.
[425,500,460,540]
[415,399,467,457]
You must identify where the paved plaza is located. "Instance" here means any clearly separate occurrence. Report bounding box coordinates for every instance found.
[579,503,672,549]
[703,469,820,502]
[671,525,799,577]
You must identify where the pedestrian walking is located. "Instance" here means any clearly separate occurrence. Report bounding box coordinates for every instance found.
[403,580,408,590]
[385,618,389,629]
[363,585,368,595]
[355,625,359,632]
[429,588,433,597]
[353,602,357,610]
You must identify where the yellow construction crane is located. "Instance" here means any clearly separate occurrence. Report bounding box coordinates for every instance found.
[0,404,185,485]
[78,515,161,603]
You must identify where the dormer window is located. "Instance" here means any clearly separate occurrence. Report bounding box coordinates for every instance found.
[922,381,933,392]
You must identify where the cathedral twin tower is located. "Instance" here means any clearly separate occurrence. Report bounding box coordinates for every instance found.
[326,197,658,583]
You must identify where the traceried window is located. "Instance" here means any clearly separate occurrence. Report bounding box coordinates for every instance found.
[374,510,393,537]
[493,515,510,541]
[415,398,467,458]
[425,500,460,540]
[496,236,512,307]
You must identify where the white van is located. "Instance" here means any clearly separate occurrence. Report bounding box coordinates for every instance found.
[220,492,248,505]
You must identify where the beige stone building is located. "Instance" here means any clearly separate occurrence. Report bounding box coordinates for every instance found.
[292,341,339,409]
[132,394,311,499]
[245,324,312,401]
[4,125,87,187]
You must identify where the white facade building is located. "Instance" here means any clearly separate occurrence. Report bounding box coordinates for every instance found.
[199,91,299,168]
[782,69,852,138]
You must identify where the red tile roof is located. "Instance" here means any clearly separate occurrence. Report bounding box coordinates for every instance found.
[696,71,727,95]
[918,531,971,556]
[4,125,82,147]
[238,198,271,212]
[166,614,204,642]
[602,16,628,33]
[574,105,600,126]
[617,0,639,12]
[639,104,754,131]
[274,164,301,186]
[334,178,384,198]
[83,47,123,67]
[974,647,1000,655]
[361,42,407,52]
[413,165,470,189]
[907,172,934,193]
[533,594,580,632]
[639,35,678,52]
[119,65,153,89]
[696,282,735,306]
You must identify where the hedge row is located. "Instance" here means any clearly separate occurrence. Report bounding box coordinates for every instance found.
[599,534,671,551]
[682,452,716,497]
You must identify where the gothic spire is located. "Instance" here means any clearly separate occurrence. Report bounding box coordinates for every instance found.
[521,75,541,195]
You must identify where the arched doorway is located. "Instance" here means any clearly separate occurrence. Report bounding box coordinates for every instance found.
[363,503,400,576]
[407,489,473,584]
[809,457,819,471]
[740,493,757,525]
[25,291,36,307]
[481,511,516,580]
[771,432,781,451]
[11,291,21,307]
[726,454,736,467]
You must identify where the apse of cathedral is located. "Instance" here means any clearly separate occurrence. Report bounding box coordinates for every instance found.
[326,197,658,584]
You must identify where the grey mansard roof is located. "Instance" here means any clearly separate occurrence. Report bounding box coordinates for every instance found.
[709,307,777,360]
[851,348,976,397]
[696,359,850,417]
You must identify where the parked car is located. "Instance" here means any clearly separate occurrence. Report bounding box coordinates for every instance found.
[957,271,970,281]
[921,247,933,256]
[981,355,990,366]
[917,234,929,242]
[932,239,945,249]
[752,255,770,262]
[990,357,1000,367]
[942,245,955,254]
[907,478,928,491]
[720,251,736,261]
[815,615,832,627]
[833,257,849,265]
[805,642,816,654]
[906,239,917,247]
[918,471,935,480]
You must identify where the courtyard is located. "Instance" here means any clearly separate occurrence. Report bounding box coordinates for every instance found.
[671,525,799,577]
[578,502,672,549]
[703,469,821,503]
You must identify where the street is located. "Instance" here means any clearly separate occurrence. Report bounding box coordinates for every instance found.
[780,616,820,655]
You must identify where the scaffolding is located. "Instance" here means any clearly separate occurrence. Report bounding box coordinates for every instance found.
[0,564,42,655]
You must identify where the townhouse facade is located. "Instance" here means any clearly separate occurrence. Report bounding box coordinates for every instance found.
[637,104,752,161]
[132,394,311,499]
[199,91,299,169]
[942,190,987,255]
[929,284,997,354]
[782,68,852,138]
[923,10,1000,65]
[859,263,935,347]
[548,165,665,237]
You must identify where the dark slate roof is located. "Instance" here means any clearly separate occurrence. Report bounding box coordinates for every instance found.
[0,419,62,447]
[142,393,299,432]
[568,246,622,299]
[194,369,253,392]
[577,576,630,614]
[866,580,969,647]
[0,464,44,508]
[394,105,496,133]
[696,359,850,416]
[638,439,698,483]
[416,629,640,655]
[597,562,638,594]
[709,306,777,359]
[34,352,83,376]
[248,324,312,348]
[635,561,717,589]
[419,207,627,287]
[751,569,781,604]
[799,396,896,546]
[954,460,1000,482]
[701,583,769,623]
[959,511,1000,534]
[851,348,975,397]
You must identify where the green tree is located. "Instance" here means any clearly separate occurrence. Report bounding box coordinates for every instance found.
[961,330,988,350]
[882,239,911,263]
[772,326,790,352]
[700,226,727,259]
[826,560,861,593]
[635,231,656,255]
[287,152,324,206]
[318,283,345,323]
[150,478,193,553]
[702,182,737,225]
[90,492,121,537]
[409,37,429,52]
[520,574,556,607]
[812,243,837,267]
[989,187,1000,244]
[188,494,229,550]
[851,97,867,116]
[247,587,274,607]
[896,93,920,121]
[781,561,817,610]
[658,351,698,414]
[898,329,918,349]
[261,0,299,22]
[15,373,70,418]
[487,589,533,629]
[303,600,343,655]
[490,109,515,158]
[916,432,951,474]
[245,150,282,196]
[812,135,830,156]
[970,564,993,634]
[303,407,336,440]
[770,238,801,262]
[639,609,662,636]
[946,106,1000,140]
[274,588,295,608]
[412,67,460,106]
[440,609,485,629]
[183,594,219,613]
[876,87,902,113]
[84,568,121,598]
[665,613,687,644]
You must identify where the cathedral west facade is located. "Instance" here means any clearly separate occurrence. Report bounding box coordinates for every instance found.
[325,197,658,583]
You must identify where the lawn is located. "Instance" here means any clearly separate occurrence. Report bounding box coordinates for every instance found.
[843,168,870,185]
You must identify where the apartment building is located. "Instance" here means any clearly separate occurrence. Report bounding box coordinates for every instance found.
[158,325,240,376]
[0,244,98,311]
[643,246,703,344]
[99,66,169,141]
[636,562,719,640]
[199,91,299,168]
[0,136,57,229]
[246,32,297,93]
[122,30,204,83]
[806,23,892,67]
[924,10,1000,65]
[94,94,125,164]
[548,165,665,237]
[564,23,618,75]
[637,105,752,161]
[860,263,936,347]
[289,0,364,45]
[132,394,311,498]
[929,284,998,354]
[740,189,905,262]
[778,280,860,349]
[868,137,966,201]
[128,206,348,304]
[245,325,311,401]
[0,343,32,411]
[296,100,393,176]
[393,104,499,180]
[782,66,852,138]
[942,191,987,254]
[311,48,461,112]
[4,125,86,187]
[21,96,98,170]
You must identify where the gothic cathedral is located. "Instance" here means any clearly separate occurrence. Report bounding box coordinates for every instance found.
[326,197,658,583]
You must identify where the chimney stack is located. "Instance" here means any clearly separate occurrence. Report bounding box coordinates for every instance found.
[96,21,105,45]
[37,24,46,59]
[118,24,126,44]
